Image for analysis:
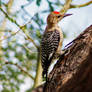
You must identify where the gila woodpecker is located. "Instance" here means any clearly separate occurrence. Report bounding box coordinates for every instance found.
[41,11,72,80]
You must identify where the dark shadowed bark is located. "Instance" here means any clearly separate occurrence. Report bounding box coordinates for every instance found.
[32,25,92,92]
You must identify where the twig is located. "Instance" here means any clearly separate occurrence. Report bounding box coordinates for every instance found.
[5,61,34,80]
[23,44,37,53]
[33,50,43,88]
[0,7,38,49]
[60,0,92,13]
[23,30,38,49]
[60,1,92,9]
[70,1,92,8]
[60,0,72,13]
[0,30,19,42]
[0,7,19,26]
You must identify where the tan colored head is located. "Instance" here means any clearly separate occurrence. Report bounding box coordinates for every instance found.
[47,11,72,25]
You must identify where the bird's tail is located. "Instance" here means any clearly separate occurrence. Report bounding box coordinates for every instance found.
[42,68,48,81]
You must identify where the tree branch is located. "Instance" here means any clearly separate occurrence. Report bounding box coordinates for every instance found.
[33,48,43,88]
[23,44,37,53]
[60,0,72,13]
[0,7,39,49]
[70,1,92,8]
[60,1,92,9]
[0,30,19,42]
[5,61,35,80]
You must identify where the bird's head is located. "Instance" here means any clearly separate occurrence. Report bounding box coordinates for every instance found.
[47,11,72,25]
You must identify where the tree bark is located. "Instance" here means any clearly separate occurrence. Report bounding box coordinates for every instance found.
[32,25,92,92]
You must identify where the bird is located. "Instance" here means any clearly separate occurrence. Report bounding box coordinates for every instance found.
[41,11,72,81]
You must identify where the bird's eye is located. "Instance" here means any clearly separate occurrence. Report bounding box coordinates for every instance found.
[57,15,61,18]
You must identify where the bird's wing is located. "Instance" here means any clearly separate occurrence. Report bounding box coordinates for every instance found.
[41,30,60,70]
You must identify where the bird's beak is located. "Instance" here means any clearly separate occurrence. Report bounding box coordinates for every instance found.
[63,14,72,18]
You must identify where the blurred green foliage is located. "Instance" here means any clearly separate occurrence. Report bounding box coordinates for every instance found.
[36,0,41,6]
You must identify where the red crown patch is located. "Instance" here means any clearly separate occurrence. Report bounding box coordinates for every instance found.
[53,11,60,14]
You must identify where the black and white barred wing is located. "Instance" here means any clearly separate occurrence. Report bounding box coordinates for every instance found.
[41,30,60,75]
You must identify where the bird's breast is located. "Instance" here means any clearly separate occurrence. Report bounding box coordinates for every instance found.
[56,27,63,52]
[45,26,63,52]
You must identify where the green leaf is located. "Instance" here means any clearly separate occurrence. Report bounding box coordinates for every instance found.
[36,30,41,39]
[63,32,67,38]
[0,0,1,6]
[36,0,41,6]
[47,0,54,11]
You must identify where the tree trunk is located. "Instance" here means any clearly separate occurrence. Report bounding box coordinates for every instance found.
[32,25,92,92]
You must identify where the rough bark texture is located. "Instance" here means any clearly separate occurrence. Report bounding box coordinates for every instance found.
[32,25,92,92]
